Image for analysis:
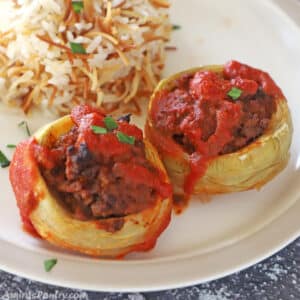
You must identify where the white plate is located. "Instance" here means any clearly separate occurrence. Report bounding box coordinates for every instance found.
[0,0,300,292]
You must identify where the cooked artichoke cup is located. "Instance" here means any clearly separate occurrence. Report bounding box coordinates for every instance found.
[10,115,172,258]
[146,65,293,194]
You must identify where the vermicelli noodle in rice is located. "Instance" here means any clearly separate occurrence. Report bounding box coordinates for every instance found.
[0,0,171,115]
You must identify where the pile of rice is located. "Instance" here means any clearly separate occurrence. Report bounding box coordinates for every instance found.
[0,0,171,115]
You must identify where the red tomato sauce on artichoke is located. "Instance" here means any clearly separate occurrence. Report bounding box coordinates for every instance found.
[149,60,284,206]
[12,105,171,234]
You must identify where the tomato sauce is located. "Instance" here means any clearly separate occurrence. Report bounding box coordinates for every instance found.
[32,105,171,230]
[150,60,283,204]
[10,105,172,234]
[9,139,42,237]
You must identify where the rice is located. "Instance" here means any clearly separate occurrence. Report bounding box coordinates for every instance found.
[0,0,171,115]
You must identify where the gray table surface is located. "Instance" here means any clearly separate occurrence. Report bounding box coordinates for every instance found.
[1,1,300,299]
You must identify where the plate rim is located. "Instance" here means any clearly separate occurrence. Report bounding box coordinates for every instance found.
[0,195,299,292]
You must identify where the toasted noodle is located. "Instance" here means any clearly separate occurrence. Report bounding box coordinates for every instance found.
[0,0,171,115]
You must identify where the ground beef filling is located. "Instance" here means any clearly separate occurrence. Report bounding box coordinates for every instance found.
[151,62,279,156]
[34,112,163,221]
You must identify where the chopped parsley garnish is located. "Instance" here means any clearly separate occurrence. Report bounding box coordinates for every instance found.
[44,258,57,272]
[0,150,10,168]
[104,116,118,131]
[70,42,86,54]
[228,87,242,100]
[6,144,16,149]
[72,1,84,13]
[91,125,108,134]
[91,122,135,145]
[172,24,181,30]
[117,132,135,145]
[18,121,31,136]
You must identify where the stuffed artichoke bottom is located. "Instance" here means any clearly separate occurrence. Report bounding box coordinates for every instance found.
[146,61,293,206]
[10,105,172,258]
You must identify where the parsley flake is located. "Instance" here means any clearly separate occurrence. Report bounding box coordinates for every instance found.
[117,132,135,145]
[104,116,118,131]
[44,258,57,272]
[72,1,84,13]
[172,24,181,30]
[228,87,242,100]
[0,150,10,168]
[70,42,86,54]
[91,125,107,134]
[18,121,31,136]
